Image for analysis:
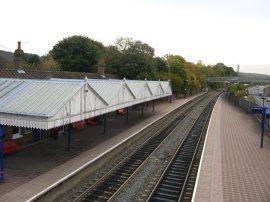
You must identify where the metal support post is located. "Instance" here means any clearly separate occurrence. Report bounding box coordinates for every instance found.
[141,103,144,117]
[225,82,228,97]
[103,113,107,134]
[245,99,248,113]
[126,107,129,124]
[0,126,4,182]
[261,108,266,148]
[152,100,155,112]
[67,124,71,151]
[169,95,172,103]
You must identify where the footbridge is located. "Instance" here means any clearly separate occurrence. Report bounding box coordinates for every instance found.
[207,77,270,83]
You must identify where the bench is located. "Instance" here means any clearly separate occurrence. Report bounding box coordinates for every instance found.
[4,139,22,154]
[116,109,126,115]
[86,118,98,126]
[72,122,87,129]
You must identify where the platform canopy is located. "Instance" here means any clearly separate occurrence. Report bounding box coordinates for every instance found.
[0,78,172,130]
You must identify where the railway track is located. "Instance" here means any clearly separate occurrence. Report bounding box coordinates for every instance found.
[72,106,193,201]
[146,95,216,202]
[54,92,220,202]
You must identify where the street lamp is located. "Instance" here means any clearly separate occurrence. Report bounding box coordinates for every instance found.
[251,86,269,148]
[244,84,249,113]
[190,80,194,96]
[183,80,188,98]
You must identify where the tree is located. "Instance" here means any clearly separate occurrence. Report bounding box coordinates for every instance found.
[154,56,167,72]
[50,35,104,72]
[105,37,156,79]
[104,45,122,74]
[167,55,187,77]
[40,54,60,71]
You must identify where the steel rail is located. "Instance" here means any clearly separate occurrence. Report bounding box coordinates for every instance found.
[71,94,214,202]
[146,93,219,202]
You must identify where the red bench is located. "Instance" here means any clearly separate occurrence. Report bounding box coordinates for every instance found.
[117,109,126,115]
[4,139,22,154]
[86,118,98,126]
[72,122,87,129]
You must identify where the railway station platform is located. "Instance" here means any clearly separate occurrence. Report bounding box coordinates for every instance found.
[193,94,270,202]
[0,94,202,202]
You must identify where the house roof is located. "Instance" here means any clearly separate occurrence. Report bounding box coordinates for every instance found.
[0,69,119,80]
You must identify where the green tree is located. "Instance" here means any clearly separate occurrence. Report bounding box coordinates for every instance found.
[105,37,156,79]
[40,54,60,71]
[154,57,167,72]
[50,35,104,72]
[104,45,122,74]
[167,55,187,77]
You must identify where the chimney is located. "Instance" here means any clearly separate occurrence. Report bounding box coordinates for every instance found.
[14,41,24,69]
[18,41,21,50]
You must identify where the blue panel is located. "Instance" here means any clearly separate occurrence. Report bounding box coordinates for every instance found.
[266,109,270,118]
[0,126,3,138]
[251,106,262,114]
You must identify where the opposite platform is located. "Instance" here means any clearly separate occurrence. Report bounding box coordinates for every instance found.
[193,94,270,202]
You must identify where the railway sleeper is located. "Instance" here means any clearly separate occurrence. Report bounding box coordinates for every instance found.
[170,163,188,169]
[153,192,179,201]
[169,169,187,175]
[116,168,133,175]
[105,177,125,184]
[167,172,184,178]
[159,184,180,193]
[110,174,128,181]
[158,187,180,195]
[161,181,182,188]
[113,171,130,178]
[169,168,187,175]
[98,181,121,190]
[151,196,177,202]
[84,194,110,202]
[164,176,184,183]
[123,162,141,168]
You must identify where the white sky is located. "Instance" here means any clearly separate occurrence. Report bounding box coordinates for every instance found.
[1,0,270,75]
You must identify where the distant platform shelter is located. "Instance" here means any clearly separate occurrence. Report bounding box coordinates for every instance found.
[0,78,172,130]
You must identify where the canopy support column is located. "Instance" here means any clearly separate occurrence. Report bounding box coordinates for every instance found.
[126,107,129,124]
[141,103,144,117]
[0,125,4,182]
[67,124,71,151]
[152,100,155,112]
[103,114,107,134]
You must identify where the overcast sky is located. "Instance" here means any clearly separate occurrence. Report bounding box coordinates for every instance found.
[1,0,270,75]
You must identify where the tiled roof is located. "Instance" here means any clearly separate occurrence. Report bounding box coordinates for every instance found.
[0,69,119,80]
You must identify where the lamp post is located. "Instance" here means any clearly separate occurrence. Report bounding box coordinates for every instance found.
[244,83,249,113]
[252,86,269,148]
[225,81,229,97]
[190,80,194,96]
[183,80,188,98]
